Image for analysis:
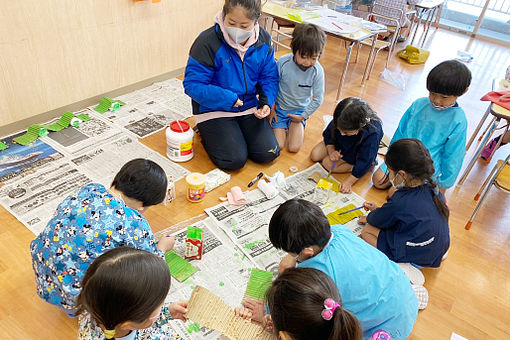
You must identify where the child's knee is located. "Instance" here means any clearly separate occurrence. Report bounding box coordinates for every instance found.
[287,141,302,153]
[372,170,390,189]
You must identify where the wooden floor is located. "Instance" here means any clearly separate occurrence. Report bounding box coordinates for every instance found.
[1,28,509,339]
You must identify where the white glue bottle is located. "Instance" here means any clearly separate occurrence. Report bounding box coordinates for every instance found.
[166,120,194,162]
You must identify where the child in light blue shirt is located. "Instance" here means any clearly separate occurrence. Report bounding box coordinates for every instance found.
[270,23,325,153]
[268,199,418,340]
[372,60,472,194]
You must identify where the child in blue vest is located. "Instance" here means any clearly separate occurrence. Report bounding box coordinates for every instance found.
[359,138,450,268]
[270,23,326,153]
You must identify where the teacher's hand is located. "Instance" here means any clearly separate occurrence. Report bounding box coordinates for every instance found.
[254,105,271,119]
[234,99,244,107]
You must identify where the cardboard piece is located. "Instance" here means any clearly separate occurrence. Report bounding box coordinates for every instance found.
[186,286,275,340]
[164,250,198,282]
[94,97,126,114]
[244,269,273,301]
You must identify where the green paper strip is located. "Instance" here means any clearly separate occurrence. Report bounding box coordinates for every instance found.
[0,142,8,150]
[94,97,126,113]
[13,125,46,145]
[326,204,364,225]
[244,269,273,301]
[77,113,91,122]
[12,111,92,146]
[165,250,198,282]
[45,111,75,131]
[187,226,203,240]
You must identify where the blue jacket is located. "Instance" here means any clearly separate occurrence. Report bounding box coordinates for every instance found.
[183,24,279,115]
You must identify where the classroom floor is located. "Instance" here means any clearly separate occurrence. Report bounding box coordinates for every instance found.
[1,28,509,339]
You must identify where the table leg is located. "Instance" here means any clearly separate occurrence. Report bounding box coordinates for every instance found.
[419,7,436,48]
[466,105,491,151]
[362,34,378,85]
[410,8,424,46]
[336,41,355,102]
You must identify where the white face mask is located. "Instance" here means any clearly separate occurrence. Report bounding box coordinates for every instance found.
[430,100,455,111]
[389,172,405,190]
[225,26,253,44]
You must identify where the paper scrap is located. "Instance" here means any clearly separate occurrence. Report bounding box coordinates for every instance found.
[186,286,275,340]
[326,203,364,225]
[318,178,340,192]
[164,250,198,282]
[244,269,273,301]
[205,168,231,192]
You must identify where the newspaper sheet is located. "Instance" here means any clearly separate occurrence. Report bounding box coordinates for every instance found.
[0,132,65,184]
[70,135,189,187]
[205,163,368,273]
[43,109,126,156]
[100,78,192,138]
[0,159,92,235]
[167,218,257,340]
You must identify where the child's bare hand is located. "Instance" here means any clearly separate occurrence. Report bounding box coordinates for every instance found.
[278,254,297,274]
[358,215,367,225]
[157,235,175,253]
[340,182,352,193]
[233,99,244,107]
[329,151,342,162]
[170,301,188,321]
[287,113,304,123]
[263,315,274,333]
[234,307,252,320]
[242,298,265,324]
[363,201,376,211]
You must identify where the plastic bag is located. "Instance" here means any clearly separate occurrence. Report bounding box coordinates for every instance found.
[380,68,406,91]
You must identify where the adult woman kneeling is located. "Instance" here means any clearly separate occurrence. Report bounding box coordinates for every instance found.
[184,0,280,171]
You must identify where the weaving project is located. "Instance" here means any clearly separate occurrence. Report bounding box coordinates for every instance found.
[186,286,276,340]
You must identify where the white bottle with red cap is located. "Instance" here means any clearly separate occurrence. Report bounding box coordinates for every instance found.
[166,120,194,162]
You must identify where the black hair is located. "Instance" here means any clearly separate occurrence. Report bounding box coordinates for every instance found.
[111,159,167,207]
[426,60,471,97]
[269,199,331,254]
[291,23,326,58]
[222,0,261,21]
[330,97,381,144]
[76,247,171,338]
[267,267,362,340]
[385,138,449,220]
